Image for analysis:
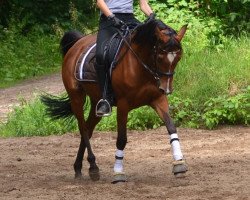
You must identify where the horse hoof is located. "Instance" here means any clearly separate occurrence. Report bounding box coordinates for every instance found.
[112,172,127,184]
[89,167,100,181]
[74,172,83,179]
[172,160,188,178]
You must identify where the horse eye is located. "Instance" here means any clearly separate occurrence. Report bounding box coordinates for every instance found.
[158,54,164,59]
[160,48,167,53]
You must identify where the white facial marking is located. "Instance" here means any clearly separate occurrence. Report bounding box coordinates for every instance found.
[167,52,177,64]
[165,78,171,94]
[165,52,176,94]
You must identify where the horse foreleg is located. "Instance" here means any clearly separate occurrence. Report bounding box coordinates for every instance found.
[112,100,129,183]
[151,96,188,177]
[163,111,188,177]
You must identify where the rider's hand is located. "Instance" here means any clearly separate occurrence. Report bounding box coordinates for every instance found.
[107,14,124,28]
[144,13,156,23]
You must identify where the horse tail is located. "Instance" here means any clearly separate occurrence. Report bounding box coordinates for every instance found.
[60,30,84,57]
[40,94,74,120]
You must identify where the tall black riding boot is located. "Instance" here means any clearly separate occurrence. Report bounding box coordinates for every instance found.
[95,64,112,117]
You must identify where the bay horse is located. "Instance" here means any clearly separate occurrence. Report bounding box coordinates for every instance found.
[41,19,188,183]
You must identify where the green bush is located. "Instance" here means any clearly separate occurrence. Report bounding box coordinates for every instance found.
[174,36,250,103]
[0,0,98,34]
[202,86,250,129]
[0,0,249,137]
[0,87,249,137]
[135,0,225,49]
[0,27,61,87]
[0,97,77,137]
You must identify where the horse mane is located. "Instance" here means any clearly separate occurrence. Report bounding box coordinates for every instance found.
[133,19,178,48]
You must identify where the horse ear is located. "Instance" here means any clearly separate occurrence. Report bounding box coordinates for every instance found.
[156,27,168,42]
[176,24,188,42]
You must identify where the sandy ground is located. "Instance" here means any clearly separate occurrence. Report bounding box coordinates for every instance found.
[0,126,249,200]
[0,74,249,200]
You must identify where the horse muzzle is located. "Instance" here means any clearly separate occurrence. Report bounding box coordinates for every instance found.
[159,86,173,95]
[158,78,173,95]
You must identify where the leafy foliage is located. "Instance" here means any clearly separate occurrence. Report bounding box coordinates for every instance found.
[0,0,249,136]
[202,86,250,129]
[0,0,98,34]
[0,87,249,137]
[0,29,61,87]
[0,97,77,137]
[198,0,250,35]
[0,0,249,36]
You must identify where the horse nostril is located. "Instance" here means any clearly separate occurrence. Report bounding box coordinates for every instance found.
[166,90,172,95]
[159,83,174,95]
[166,88,174,95]
[159,86,172,95]
[159,87,165,94]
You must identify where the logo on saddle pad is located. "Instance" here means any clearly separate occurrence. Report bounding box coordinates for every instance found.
[75,33,123,82]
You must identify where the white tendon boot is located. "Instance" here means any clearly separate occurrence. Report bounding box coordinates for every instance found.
[170,133,188,177]
[112,150,127,183]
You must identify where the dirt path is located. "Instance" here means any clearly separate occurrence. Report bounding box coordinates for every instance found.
[0,126,249,200]
[0,74,249,200]
[0,74,64,122]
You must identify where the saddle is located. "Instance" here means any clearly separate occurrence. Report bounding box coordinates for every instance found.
[75,32,124,82]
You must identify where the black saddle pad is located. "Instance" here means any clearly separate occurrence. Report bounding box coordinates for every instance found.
[75,33,123,82]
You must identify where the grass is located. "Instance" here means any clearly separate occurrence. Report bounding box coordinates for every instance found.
[173,36,250,103]
[0,30,249,137]
[0,98,77,137]
[0,32,61,88]
[1,86,249,137]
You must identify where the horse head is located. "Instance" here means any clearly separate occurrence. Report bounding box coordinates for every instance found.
[133,20,187,95]
[154,21,187,95]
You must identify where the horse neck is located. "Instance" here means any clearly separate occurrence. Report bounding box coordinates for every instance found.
[117,42,156,84]
[131,42,155,68]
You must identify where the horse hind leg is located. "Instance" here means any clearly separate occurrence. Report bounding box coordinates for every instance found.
[70,91,86,179]
[74,136,86,179]
[85,99,102,181]
[69,91,100,180]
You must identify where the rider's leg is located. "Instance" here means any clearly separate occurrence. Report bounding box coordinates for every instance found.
[95,16,116,117]
[95,63,113,116]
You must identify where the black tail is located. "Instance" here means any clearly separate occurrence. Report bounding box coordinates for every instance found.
[60,30,84,57]
[40,94,74,120]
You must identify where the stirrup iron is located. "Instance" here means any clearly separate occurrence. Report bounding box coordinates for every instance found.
[96,99,112,117]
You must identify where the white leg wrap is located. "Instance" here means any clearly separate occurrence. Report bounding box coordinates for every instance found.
[114,150,124,173]
[170,133,183,161]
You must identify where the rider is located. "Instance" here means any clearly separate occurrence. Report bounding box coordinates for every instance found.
[95,0,155,117]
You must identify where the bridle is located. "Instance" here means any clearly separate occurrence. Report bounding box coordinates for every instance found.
[153,40,181,78]
[116,25,181,85]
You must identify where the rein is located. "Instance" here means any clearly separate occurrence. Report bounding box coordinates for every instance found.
[116,25,180,84]
[116,27,161,82]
